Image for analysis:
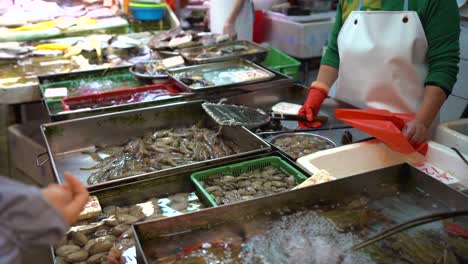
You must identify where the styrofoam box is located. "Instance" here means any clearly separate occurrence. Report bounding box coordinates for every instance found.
[297,139,411,179]
[434,118,468,155]
[263,14,335,58]
[297,139,468,188]
[424,141,468,188]
[8,122,55,187]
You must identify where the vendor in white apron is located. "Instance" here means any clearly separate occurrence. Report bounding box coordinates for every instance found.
[210,0,254,41]
[299,0,460,144]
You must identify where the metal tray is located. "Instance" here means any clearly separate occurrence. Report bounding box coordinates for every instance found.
[264,127,371,147]
[40,101,271,188]
[167,59,276,93]
[133,164,468,263]
[50,151,305,264]
[269,132,337,160]
[38,66,192,121]
[180,40,269,64]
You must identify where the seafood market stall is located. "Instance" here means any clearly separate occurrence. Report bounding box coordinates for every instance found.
[40,101,272,188]
[2,2,467,264]
[0,5,181,105]
[51,151,307,264]
[37,59,294,121]
[134,163,468,263]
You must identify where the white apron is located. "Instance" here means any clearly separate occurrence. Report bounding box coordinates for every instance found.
[210,0,254,41]
[334,0,429,116]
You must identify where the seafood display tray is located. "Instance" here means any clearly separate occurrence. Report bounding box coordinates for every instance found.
[260,129,371,163]
[61,83,181,111]
[133,164,468,264]
[38,66,191,121]
[268,132,337,160]
[191,156,308,207]
[167,59,276,93]
[40,101,271,189]
[50,151,305,264]
[180,40,269,64]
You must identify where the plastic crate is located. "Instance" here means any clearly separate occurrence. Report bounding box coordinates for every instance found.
[191,156,308,207]
[261,46,301,81]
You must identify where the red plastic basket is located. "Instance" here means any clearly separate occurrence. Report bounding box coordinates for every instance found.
[61,83,180,111]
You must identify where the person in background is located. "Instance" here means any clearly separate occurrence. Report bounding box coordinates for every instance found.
[210,0,255,40]
[300,0,460,144]
[0,173,89,264]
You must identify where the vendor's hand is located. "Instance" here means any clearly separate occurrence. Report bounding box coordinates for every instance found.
[223,21,237,39]
[403,119,428,145]
[298,87,328,121]
[42,173,89,225]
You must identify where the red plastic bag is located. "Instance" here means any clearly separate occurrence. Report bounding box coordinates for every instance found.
[335,109,428,155]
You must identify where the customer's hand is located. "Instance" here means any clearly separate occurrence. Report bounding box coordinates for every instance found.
[223,21,237,39]
[108,247,125,264]
[42,173,89,225]
[403,119,429,145]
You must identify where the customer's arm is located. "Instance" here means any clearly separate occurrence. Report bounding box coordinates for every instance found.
[0,174,88,264]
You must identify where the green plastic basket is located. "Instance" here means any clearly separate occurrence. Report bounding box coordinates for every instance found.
[40,72,141,114]
[261,46,301,81]
[191,156,308,207]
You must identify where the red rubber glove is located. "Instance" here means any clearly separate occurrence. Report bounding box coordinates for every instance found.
[299,87,328,121]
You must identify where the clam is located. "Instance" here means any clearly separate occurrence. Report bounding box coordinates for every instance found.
[55,257,67,264]
[201,165,300,205]
[56,245,80,257]
[205,186,222,193]
[118,238,135,249]
[102,205,117,215]
[54,238,68,250]
[117,214,140,225]
[89,240,114,255]
[65,250,88,262]
[70,231,88,246]
[93,229,110,237]
[110,224,130,236]
[103,216,119,227]
[86,252,107,264]
[120,227,134,239]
